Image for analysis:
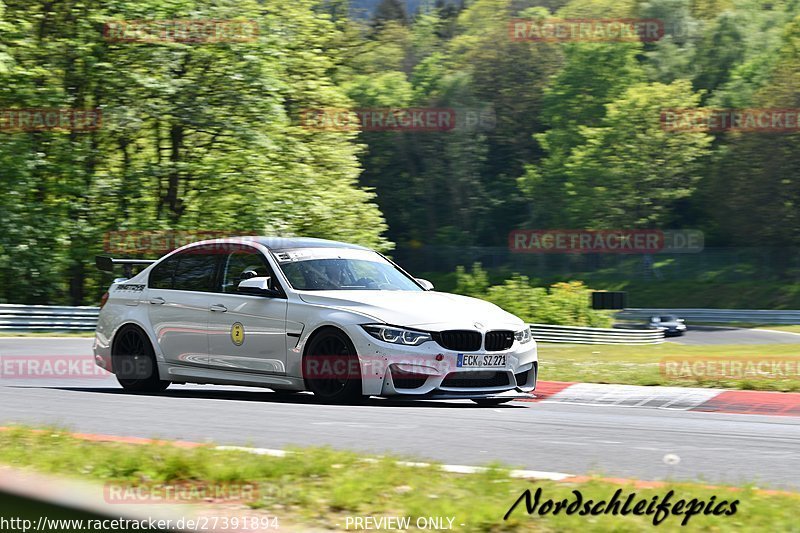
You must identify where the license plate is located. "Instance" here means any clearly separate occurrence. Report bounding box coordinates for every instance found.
[457,354,506,368]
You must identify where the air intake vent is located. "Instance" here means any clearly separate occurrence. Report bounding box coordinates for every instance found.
[441,371,509,388]
[391,368,428,389]
[485,330,514,351]
[433,330,482,351]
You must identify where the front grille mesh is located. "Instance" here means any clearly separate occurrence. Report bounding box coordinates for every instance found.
[441,371,509,388]
[485,330,514,351]
[434,330,482,351]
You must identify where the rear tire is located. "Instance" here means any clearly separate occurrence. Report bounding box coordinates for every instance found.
[112,325,170,393]
[303,328,363,404]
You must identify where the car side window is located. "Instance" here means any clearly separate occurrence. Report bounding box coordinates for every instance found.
[220,247,273,294]
[149,256,179,289]
[173,250,219,292]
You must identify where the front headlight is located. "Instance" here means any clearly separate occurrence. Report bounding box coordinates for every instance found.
[514,327,532,344]
[362,325,432,346]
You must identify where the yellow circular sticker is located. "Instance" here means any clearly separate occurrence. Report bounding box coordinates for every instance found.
[231,322,245,346]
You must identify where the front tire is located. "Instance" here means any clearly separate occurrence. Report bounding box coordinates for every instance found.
[303,328,363,404]
[112,325,170,393]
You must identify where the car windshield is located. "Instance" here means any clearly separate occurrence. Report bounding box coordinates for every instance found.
[273,248,422,291]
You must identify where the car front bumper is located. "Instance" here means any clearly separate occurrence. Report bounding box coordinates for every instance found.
[346,325,538,398]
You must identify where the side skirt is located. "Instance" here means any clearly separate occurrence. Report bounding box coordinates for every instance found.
[158,363,306,391]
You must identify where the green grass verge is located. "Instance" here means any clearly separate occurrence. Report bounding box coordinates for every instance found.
[0,427,797,532]
[539,343,800,391]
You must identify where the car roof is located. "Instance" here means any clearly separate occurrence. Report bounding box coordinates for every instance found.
[229,236,370,252]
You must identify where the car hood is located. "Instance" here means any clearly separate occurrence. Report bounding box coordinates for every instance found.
[297,290,524,331]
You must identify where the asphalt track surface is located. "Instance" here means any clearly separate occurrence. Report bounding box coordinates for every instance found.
[1,338,800,490]
[666,325,800,345]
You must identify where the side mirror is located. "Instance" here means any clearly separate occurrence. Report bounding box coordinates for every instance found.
[238,276,280,297]
[416,278,434,291]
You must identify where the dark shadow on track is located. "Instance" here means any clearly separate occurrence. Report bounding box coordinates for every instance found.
[4,385,530,408]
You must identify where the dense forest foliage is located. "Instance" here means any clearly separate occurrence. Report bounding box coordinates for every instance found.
[0,0,798,305]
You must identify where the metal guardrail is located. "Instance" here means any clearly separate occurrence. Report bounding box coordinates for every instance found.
[529,323,664,344]
[0,304,666,344]
[0,304,99,331]
[617,308,800,325]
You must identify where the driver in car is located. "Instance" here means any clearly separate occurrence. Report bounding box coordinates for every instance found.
[324,260,351,288]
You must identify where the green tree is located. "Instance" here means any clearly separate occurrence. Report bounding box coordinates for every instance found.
[0,0,390,305]
[519,42,646,227]
[701,14,800,248]
[372,0,408,30]
[560,80,712,227]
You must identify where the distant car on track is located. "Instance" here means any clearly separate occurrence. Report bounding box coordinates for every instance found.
[94,237,537,405]
[648,315,687,337]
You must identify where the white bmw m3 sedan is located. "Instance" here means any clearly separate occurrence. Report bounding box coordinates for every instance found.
[93,237,538,404]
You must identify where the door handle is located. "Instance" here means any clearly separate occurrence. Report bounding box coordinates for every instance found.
[210,304,228,313]
[149,297,166,305]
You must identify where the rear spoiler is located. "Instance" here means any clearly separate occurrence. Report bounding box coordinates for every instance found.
[95,256,156,277]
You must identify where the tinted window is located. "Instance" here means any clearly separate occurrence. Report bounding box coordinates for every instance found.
[173,251,218,292]
[274,248,421,291]
[220,247,273,293]
[149,257,178,289]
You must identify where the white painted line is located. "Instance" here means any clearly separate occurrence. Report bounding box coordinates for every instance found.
[214,445,573,481]
[214,445,287,457]
[756,328,800,338]
[399,462,572,481]
[509,469,573,481]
